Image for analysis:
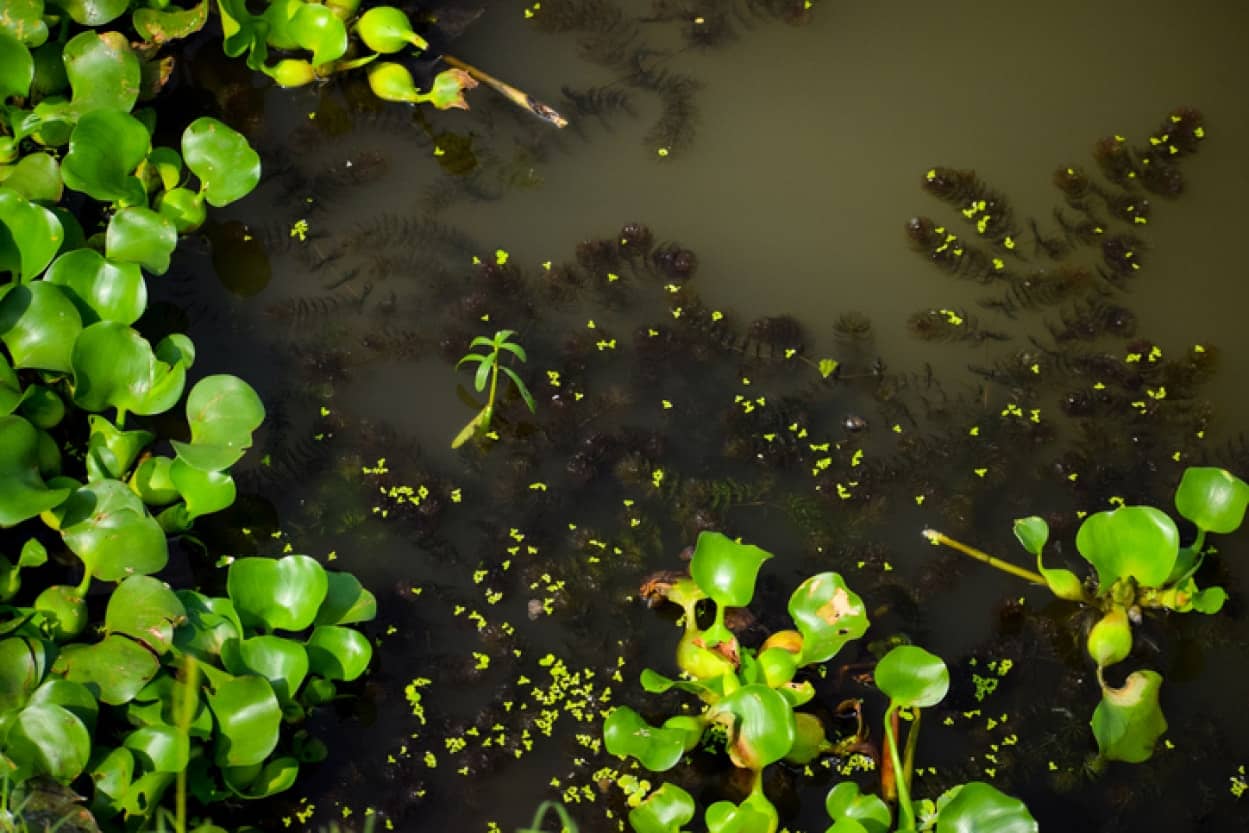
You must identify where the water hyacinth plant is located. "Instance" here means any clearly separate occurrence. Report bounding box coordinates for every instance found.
[924,466,1247,764]
[605,532,1036,833]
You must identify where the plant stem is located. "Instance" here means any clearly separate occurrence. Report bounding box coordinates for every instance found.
[902,709,920,795]
[440,54,569,128]
[884,703,915,831]
[922,529,1047,586]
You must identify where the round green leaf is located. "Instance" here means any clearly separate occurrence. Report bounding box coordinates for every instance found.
[0,0,48,47]
[1011,516,1048,556]
[1193,585,1228,614]
[63,30,140,114]
[45,249,147,325]
[106,206,177,275]
[61,109,149,204]
[704,796,776,833]
[70,321,164,415]
[1076,505,1179,590]
[91,746,136,807]
[174,590,241,661]
[0,186,63,279]
[59,479,168,580]
[0,32,34,102]
[27,678,97,731]
[133,0,209,44]
[5,703,91,780]
[105,575,186,654]
[228,555,327,632]
[171,374,265,471]
[689,531,772,608]
[708,684,796,770]
[0,415,71,526]
[206,675,281,767]
[123,725,189,773]
[314,571,377,625]
[156,187,207,233]
[1175,466,1249,534]
[55,0,130,26]
[221,634,308,703]
[1091,669,1168,763]
[262,0,303,49]
[788,571,868,665]
[223,755,298,798]
[0,636,50,711]
[306,625,371,682]
[34,584,87,640]
[131,454,179,505]
[875,645,949,708]
[170,457,236,519]
[934,782,1037,833]
[603,706,688,772]
[288,2,348,67]
[182,117,260,207]
[0,152,63,203]
[824,782,891,833]
[629,782,696,833]
[86,414,154,482]
[53,634,160,705]
[0,282,81,372]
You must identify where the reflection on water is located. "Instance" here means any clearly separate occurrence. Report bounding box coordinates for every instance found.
[161,1,1249,831]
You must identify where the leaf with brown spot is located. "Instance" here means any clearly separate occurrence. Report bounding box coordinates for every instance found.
[788,572,868,665]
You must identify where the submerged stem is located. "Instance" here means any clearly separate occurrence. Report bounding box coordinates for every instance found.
[884,704,914,830]
[922,529,1047,586]
[440,54,569,128]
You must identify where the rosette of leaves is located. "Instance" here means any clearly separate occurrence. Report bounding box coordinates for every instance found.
[0,555,375,827]
[603,531,870,833]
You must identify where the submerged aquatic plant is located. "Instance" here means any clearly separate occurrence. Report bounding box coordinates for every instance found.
[925,466,1246,764]
[452,329,536,448]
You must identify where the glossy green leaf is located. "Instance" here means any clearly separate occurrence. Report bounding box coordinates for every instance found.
[315,571,378,625]
[174,590,242,661]
[689,531,772,608]
[1175,466,1249,534]
[91,745,135,808]
[26,679,97,735]
[130,455,180,505]
[1014,517,1083,602]
[603,706,688,772]
[0,0,48,47]
[355,6,428,53]
[34,584,87,639]
[756,646,798,687]
[1091,669,1167,763]
[261,0,302,48]
[0,415,71,527]
[53,634,160,705]
[224,755,299,798]
[182,117,260,207]
[1192,585,1228,614]
[106,206,177,275]
[105,575,185,654]
[875,644,949,708]
[708,684,796,770]
[55,0,130,26]
[1076,505,1179,591]
[5,703,91,780]
[0,31,34,101]
[704,795,776,833]
[824,782,891,833]
[423,68,477,111]
[59,479,168,580]
[133,0,209,44]
[934,781,1037,833]
[0,187,63,279]
[63,30,140,113]
[785,711,831,765]
[1011,516,1047,556]
[788,571,868,665]
[221,634,308,703]
[71,321,175,416]
[170,457,236,519]
[629,782,696,833]
[639,666,713,699]
[61,109,149,204]
[306,625,372,682]
[228,555,327,632]
[0,636,50,711]
[366,61,420,103]
[171,374,265,471]
[156,187,207,233]
[289,2,348,66]
[0,282,81,372]
[86,415,153,482]
[206,675,281,767]
[18,384,64,430]
[45,249,147,325]
[123,725,189,772]
[0,152,63,203]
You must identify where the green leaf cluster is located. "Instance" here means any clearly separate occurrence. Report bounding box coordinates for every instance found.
[452,329,537,448]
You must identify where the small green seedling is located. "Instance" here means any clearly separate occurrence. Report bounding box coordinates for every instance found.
[925,466,1247,764]
[452,329,536,448]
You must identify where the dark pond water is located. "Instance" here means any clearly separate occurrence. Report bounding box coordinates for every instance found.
[162,1,1249,831]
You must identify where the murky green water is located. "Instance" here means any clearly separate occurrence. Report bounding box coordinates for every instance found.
[164,1,1249,831]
